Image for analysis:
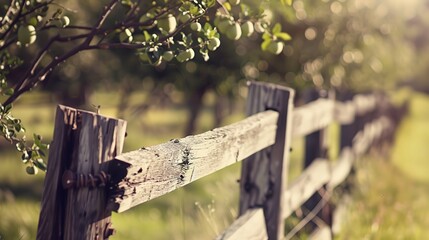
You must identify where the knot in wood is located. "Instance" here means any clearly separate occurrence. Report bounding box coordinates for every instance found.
[244,182,253,192]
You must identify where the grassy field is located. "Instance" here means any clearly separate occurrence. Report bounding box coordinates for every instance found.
[337,92,429,239]
[1,90,428,239]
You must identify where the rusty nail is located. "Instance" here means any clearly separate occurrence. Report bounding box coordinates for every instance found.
[62,170,76,189]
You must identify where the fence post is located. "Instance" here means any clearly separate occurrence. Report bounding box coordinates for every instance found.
[302,89,332,234]
[338,91,356,150]
[37,105,127,240]
[239,81,294,240]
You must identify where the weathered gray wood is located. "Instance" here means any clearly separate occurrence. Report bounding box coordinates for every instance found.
[301,89,332,232]
[37,106,76,240]
[292,99,335,137]
[334,94,376,125]
[309,224,332,240]
[281,148,354,219]
[353,94,376,116]
[334,101,355,124]
[216,208,268,240]
[352,116,391,157]
[239,81,294,240]
[37,105,127,240]
[108,110,279,212]
[64,108,126,240]
[282,159,331,219]
[327,148,354,189]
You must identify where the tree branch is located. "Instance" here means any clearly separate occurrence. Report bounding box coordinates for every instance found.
[2,36,94,106]
[81,0,119,47]
[0,0,26,40]
[123,0,143,23]
[20,0,54,19]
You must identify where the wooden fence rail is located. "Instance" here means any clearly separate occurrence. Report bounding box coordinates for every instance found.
[36,82,407,240]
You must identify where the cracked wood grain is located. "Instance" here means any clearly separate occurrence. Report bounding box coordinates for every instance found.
[107,110,279,213]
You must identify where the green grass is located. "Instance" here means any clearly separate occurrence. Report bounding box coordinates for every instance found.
[391,93,429,182]
[0,200,40,240]
[337,158,429,239]
[337,92,429,239]
[2,90,429,239]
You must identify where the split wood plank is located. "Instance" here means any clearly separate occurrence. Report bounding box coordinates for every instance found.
[352,116,391,157]
[224,93,376,142]
[334,101,355,125]
[353,94,377,116]
[239,81,295,240]
[107,110,279,212]
[37,106,76,240]
[334,94,377,125]
[216,208,268,240]
[309,224,333,240]
[282,159,331,219]
[292,99,335,137]
[327,148,354,189]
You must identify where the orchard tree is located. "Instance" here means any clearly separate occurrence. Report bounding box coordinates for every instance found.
[254,0,416,93]
[0,0,292,173]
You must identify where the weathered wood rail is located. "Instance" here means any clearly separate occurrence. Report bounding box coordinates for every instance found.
[36,82,407,240]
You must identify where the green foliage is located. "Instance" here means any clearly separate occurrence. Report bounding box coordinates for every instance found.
[0,99,48,173]
[0,0,292,173]
[261,24,290,54]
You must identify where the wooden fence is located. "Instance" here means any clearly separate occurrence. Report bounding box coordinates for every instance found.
[36,82,407,240]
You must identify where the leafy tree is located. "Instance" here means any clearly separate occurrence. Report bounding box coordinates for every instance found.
[254,0,417,94]
[0,0,292,173]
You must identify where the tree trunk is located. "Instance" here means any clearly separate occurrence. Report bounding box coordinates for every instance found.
[116,85,133,119]
[184,87,208,135]
[214,94,227,128]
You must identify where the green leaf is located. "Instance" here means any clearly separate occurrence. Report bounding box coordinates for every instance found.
[0,79,7,88]
[33,158,47,171]
[38,149,46,157]
[4,104,12,113]
[121,0,132,7]
[240,3,251,16]
[26,165,38,175]
[274,32,292,41]
[21,151,30,163]
[204,23,212,31]
[261,39,272,51]
[33,133,42,147]
[200,49,209,61]
[28,17,38,27]
[208,0,216,7]
[14,124,22,132]
[223,2,232,11]
[5,88,14,96]
[272,23,282,34]
[262,32,271,40]
[143,31,151,41]
[190,4,200,15]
